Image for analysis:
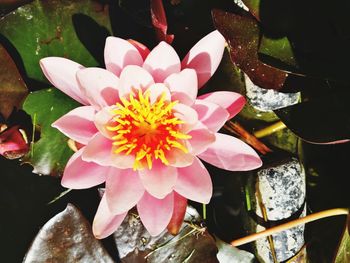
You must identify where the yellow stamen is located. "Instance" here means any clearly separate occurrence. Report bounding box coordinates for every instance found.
[107,90,191,169]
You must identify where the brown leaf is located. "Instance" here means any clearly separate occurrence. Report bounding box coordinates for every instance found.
[114,206,218,263]
[0,44,28,119]
[23,204,114,263]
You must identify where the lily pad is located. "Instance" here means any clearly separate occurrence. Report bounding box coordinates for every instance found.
[274,91,350,144]
[114,206,219,262]
[22,88,79,176]
[240,0,259,19]
[0,43,27,119]
[258,35,299,72]
[23,204,114,263]
[212,9,288,91]
[0,0,111,82]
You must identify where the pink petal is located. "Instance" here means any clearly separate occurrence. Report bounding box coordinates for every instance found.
[61,148,107,189]
[143,42,180,82]
[52,106,97,145]
[104,37,143,77]
[167,192,187,235]
[192,100,229,132]
[93,194,127,239]
[172,103,198,133]
[198,91,246,119]
[198,133,262,171]
[188,122,215,155]
[94,106,116,139]
[0,126,28,156]
[106,168,145,214]
[127,39,150,60]
[82,133,135,169]
[164,69,198,106]
[137,191,174,236]
[76,67,119,109]
[174,157,212,204]
[138,160,177,199]
[118,65,155,98]
[40,57,88,105]
[147,83,171,104]
[182,30,226,88]
[166,148,194,167]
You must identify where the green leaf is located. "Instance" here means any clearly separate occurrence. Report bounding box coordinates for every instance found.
[22,88,79,176]
[0,0,111,82]
[258,35,298,71]
[241,0,260,20]
[0,43,27,119]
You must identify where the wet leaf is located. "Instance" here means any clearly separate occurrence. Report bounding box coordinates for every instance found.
[0,0,111,82]
[23,204,114,263]
[274,91,350,144]
[22,88,79,176]
[0,43,27,119]
[212,9,288,91]
[216,237,255,262]
[114,206,218,263]
[240,0,260,20]
[258,35,298,71]
[333,214,350,263]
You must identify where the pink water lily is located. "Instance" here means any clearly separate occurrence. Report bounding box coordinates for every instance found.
[40,30,262,238]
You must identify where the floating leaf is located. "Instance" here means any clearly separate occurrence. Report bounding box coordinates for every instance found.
[274,91,350,144]
[240,0,259,20]
[22,88,79,175]
[212,9,288,91]
[258,35,299,71]
[0,0,111,82]
[23,204,114,263]
[114,206,218,262]
[0,43,27,119]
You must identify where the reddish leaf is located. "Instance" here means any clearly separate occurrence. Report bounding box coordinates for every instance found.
[151,0,174,44]
[212,9,288,91]
[0,44,28,119]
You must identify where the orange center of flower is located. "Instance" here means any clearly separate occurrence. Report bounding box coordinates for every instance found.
[107,90,191,170]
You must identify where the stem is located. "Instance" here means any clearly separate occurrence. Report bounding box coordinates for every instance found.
[30,113,37,157]
[231,208,349,247]
[202,204,207,220]
[47,188,72,205]
[224,121,272,155]
[253,121,286,138]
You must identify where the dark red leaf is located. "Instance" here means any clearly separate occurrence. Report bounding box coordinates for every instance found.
[212,9,288,91]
